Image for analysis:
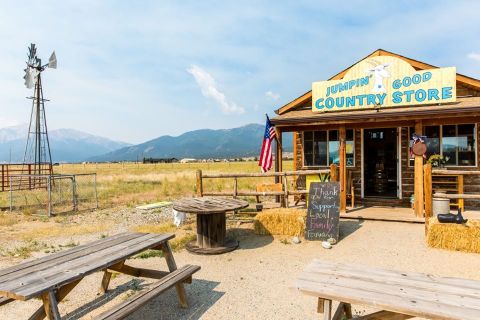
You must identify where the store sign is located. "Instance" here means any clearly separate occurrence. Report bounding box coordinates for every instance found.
[312,56,456,112]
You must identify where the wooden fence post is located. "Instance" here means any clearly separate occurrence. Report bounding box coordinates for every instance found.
[457,175,464,212]
[283,173,289,208]
[28,164,32,189]
[424,163,432,235]
[196,170,203,197]
[233,177,238,198]
[329,164,338,182]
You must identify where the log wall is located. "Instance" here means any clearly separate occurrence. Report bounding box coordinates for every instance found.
[294,123,480,209]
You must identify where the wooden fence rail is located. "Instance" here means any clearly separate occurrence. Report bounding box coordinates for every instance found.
[195,164,338,208]
[424,164,480,234]
[1,163,53,192]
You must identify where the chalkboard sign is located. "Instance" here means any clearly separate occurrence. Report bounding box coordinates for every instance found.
[305,182,340,241]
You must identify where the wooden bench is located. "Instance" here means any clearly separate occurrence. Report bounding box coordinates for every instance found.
[255,183,284,204]
[0,232,200,320]
[295,259,480,320]
[97,264,200,320]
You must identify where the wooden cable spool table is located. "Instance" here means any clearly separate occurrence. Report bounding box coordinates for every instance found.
[173,197,249,255]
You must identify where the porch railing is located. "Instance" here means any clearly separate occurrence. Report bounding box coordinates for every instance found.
[424,163,480,230]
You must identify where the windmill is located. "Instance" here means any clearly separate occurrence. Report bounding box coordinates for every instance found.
[22,43,57,179]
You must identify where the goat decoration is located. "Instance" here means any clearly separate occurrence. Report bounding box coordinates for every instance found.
[366,59,390,93]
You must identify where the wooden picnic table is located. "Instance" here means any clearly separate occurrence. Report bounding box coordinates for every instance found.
[295,260,480,320]
[0,232,195,320]
[173,197,249,255]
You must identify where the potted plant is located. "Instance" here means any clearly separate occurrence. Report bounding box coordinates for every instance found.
[427,154,449,168]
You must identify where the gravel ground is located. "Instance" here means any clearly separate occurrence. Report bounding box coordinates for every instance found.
[1,217,479,319]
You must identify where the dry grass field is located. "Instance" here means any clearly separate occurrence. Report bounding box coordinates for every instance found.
[0,161,292,260]
[55,160,293,208]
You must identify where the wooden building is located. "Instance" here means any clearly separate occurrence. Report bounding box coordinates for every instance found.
[271,49,480,216]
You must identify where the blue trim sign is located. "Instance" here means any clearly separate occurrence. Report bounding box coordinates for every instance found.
[312,56,456,111]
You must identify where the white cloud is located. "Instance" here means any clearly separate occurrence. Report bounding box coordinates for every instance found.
[187,65,244,114]
[0,117,20,128]
[468,52,480,62]
[265,90,280,100]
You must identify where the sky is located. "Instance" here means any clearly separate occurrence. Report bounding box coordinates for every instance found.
[0,1,479,144]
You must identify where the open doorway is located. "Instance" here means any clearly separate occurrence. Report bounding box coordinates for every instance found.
[363,128,398,198]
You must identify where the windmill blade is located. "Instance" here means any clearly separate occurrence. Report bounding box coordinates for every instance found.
[23,67,39,89]
[48,51,57,69]
[23,69,32,89]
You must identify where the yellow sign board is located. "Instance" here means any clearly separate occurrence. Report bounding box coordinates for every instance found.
[312,56,456,112]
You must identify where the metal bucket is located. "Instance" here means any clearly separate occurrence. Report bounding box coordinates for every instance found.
[432,198,450,216]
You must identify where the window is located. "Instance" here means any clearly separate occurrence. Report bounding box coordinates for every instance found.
[408,124,476,166]
[303,129,354,167]
[424,126,440,159]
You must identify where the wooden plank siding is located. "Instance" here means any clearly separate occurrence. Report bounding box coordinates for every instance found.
[458,82,480,97]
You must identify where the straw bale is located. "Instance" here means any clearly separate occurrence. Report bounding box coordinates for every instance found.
[426,217,480,253]
[254,208,306,236]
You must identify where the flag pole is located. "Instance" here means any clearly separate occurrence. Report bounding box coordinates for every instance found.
[265,113,281,146]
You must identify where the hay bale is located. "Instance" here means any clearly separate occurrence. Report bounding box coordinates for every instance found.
[254,208,306,236]
[427,218,480,253]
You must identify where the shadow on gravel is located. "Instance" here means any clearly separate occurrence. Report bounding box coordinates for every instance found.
[227,228,274,250]
[64,278,148,320]
[64,278,223,320]
[339,219,364,241]
[127,278,223,320]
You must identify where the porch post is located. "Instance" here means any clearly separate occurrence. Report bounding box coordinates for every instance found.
[276,129,283,173]
[424,163,432,234]
[339,125,347,213]
[414,121,424,217]
[275,128,283,204]
[292,132,298,171]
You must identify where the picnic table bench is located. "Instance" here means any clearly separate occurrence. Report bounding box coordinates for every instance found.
[295,260,480,320]
[0,232,200,320]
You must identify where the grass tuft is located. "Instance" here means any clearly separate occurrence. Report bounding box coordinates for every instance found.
[132,222,176,234]
[17,224,110,240]
[170,234,196,252]
[7,239,47,258]
[134,249,164,259]
[0,214,18,226]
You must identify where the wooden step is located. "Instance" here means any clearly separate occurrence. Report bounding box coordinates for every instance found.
[96,264,200,320]
[361,198,408,207]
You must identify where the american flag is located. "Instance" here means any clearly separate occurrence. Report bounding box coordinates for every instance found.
[258,115,276,172]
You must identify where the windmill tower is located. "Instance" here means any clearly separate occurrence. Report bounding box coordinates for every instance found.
[22,43,57,177]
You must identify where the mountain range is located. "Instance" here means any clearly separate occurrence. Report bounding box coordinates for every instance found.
[0,124,293,163]
[88,124,293,162]
[0,125,130,163]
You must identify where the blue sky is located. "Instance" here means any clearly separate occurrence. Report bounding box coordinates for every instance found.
[0,1,479,143]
